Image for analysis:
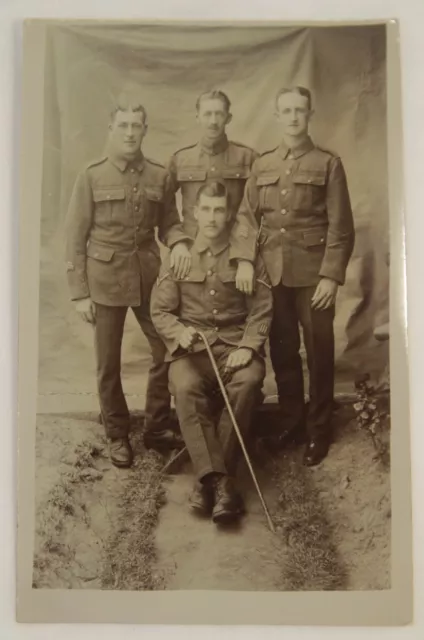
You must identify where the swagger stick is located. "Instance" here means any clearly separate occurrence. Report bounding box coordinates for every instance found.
[196,330,275,533]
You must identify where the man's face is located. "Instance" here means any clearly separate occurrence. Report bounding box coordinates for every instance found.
[194,194,229,239]
[275,92,312,138]
[108,110,147,158]
[196,98,231,139]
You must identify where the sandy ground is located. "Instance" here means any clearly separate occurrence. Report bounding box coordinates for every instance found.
[33,404,391,592]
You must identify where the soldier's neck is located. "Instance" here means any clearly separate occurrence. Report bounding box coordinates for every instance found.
[281,133,309,150]
[197,231,229,251]
[200,133,228,155]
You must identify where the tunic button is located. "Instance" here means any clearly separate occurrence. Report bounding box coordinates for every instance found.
[236,173,240,177]
[210,289,216,296]
[133,187,137,192]
[281,209,287,215]
[94,252,99,257]
[307,179,312,183]
[207,269,213,276]
[214,327,219,332]
[281,189,288,195]
[280,228,286,234]
[285,169,291,176]
[106,195,111,199]
[207,251,212,257]
[211,167,216,172]
[135,206,139,211]
[136,225,140,231]
[130,168,135,173]
[213,309,218,315]
[288,154,294,160]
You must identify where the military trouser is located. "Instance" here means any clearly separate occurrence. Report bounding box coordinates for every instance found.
[269,283,335,440]
[168,342,265,481]
[94,301,170,440]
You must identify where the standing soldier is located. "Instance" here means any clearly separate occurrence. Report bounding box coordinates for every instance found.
[235,86,355,466]
[167,89,259,293]
[65,92,191,468]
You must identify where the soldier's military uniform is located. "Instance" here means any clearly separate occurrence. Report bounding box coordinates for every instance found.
[167,135,258,251]
[150,234,273,481]
[235,136,355,443]
[65,151,190,441]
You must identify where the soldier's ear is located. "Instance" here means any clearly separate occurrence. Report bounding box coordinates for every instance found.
[226,112,233,125]
[193,206,199,221]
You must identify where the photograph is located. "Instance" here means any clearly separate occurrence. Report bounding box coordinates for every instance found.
[16,18,411,626]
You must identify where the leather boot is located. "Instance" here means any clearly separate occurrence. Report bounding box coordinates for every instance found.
[109,437,133,468]
[188,481,214,516]
[143,428,185,453]
[212,475,245,524]
[303,435,331,466]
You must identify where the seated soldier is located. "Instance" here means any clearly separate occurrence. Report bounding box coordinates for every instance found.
[151,181,273,525]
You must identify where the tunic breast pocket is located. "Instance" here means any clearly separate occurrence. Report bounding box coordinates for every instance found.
[222,166,250,212]
[93,187,126,222]
[291,170,327,211]
[256,175,280,212]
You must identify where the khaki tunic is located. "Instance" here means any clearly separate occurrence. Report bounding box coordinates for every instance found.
[65,152,190,307]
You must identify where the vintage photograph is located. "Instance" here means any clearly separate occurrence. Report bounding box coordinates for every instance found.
[16,18,411,624]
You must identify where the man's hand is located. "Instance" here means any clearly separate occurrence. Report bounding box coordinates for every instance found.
[235,260,255,295]
[170,242,191,280]
[311,277,339,310]
[178,326,198,351]
[225,347,253,372]
[76,297,96,324]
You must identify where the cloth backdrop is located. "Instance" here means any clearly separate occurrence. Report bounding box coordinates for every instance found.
[38,22,389,405]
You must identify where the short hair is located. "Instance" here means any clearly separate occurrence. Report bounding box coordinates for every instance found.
[196,90,231,113]
[110,91,148,124]
[195,180,228,205]
[275,86,312,111]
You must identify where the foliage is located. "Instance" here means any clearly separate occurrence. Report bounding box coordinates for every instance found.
[353,374,390,469]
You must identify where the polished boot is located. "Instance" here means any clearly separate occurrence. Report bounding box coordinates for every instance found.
[188,481,214,516]
[303,435,331,467]
[212,475,245,524]
[108,437,133,468]
[143,428,185,452]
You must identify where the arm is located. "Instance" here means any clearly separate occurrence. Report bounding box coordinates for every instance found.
[150,259,186,357]
[319,156,355,285]
[238,256,273,353]
[65,169,93,301]
[228,163,261,264]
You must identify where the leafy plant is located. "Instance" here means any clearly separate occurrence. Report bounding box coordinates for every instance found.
[353,374,390,468]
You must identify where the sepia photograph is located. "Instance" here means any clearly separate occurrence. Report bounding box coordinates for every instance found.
[16,18,411,626]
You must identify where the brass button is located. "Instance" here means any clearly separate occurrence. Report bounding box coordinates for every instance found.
[106,195,111,199]
[214,327,219,332]
[189,175,193,180]
[94,252,99,257]
[136,225,140,231]
[133,187,137,192]
[280,228,286,234]
[130,168,135,173]
[285,169,291,176]
[320,238,324,243]
[211,167,216,172]
[207,269,213,276]
[281,189,288,195]
[307,178,312,184]
[213,309,218,315]
[288,154,294,160]
[281,209,287,215]
[135,206,139,211]
[210,289,216,296]
[207,251,212,257]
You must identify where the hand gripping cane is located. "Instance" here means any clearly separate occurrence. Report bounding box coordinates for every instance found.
[196,330,275,533]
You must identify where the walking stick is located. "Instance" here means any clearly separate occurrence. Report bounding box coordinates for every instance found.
[196,331,276,533]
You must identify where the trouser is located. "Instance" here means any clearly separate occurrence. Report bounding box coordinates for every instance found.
[168,342,265,481]
[269,283,335,439]
[94,300,170,439]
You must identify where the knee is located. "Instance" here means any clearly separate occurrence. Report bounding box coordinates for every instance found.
[231,359,265,390]
[169,363,202,398]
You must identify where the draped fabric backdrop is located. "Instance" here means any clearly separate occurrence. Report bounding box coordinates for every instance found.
[38,23,389,403]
